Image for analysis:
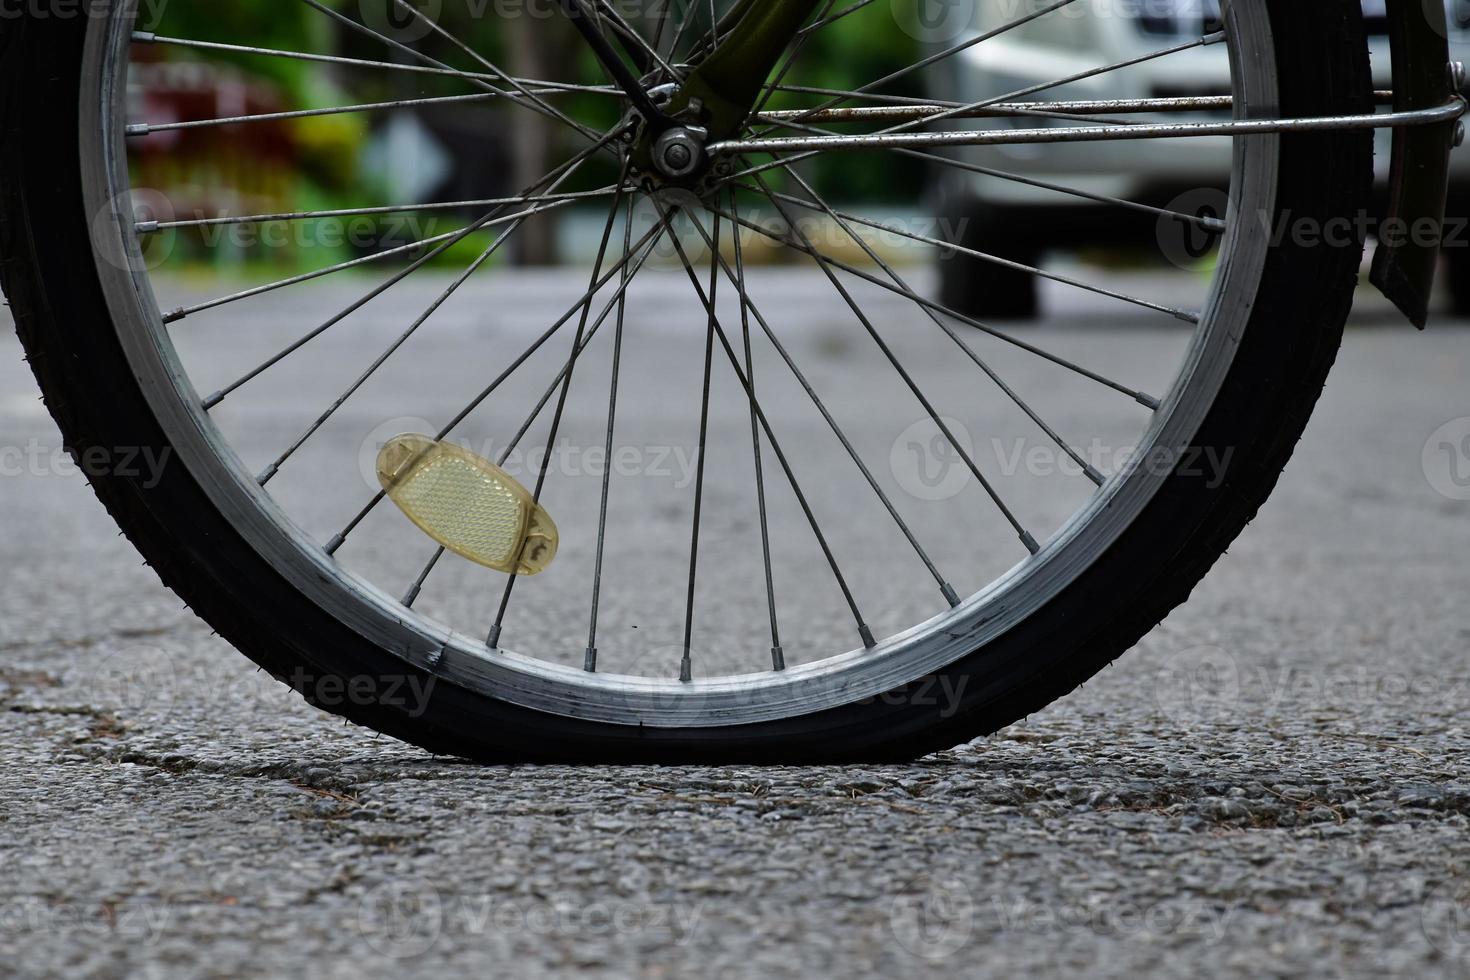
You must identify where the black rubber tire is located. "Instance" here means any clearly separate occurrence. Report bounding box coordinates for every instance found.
[0,3,1373,762]
[936,203,1041,320]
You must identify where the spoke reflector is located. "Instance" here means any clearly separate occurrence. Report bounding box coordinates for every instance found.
[377,434,558,575]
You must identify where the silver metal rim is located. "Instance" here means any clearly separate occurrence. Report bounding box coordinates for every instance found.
[81,0,1278,727]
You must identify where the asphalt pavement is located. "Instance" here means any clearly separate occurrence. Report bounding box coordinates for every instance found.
[2,267,1469,979]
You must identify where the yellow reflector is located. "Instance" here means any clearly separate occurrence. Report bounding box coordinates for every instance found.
[376,433,558,575]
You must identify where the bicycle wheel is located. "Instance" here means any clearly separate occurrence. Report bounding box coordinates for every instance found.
[0,0,1373,761]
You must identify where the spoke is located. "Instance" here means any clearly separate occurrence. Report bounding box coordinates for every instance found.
[486,167,634,649]
[796,0,877,37]
[145,188,618,232]
[678,0,747,63]
[876,31,1227,139]
[745,168,1039,556]
[327,217,667,555]
[719,29,1226,180]
[195,213,530,400]
[684,0,865,67]
[665,0,703,65]
[675,208,722,681]
[297,0,604,145]
[746,0,837,121]
[401,547,444,608]
[135,33,617,98]
[590,0,684,82]
[203,129,622,404]
[770,0,1081,129]
[585,196,637,673]
[127,92,500,136]
[164,211,529,326]
[256,200,539,487]
[762,161,1106,489]
[729,192,783,670]
[894,147,1225,232]
[740,180,1198,323]
[659,201,961,603]
[747,95,1224,234]
[390,217,667,607]
[704,199,1160,409]
[649,200,874,647]
[560,0,676,125]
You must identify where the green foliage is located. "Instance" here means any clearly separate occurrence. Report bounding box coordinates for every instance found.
[140,0,927,275]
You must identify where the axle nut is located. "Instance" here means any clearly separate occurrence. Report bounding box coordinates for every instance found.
[654,128,704,179]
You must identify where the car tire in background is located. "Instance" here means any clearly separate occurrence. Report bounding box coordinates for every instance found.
[936,202,1041,320]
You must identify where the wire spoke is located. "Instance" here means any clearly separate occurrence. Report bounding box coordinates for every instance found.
[894,147,1225,232]
[163,210,526,326]
[327,217,667,556]
[296,0,604,145]
[744,168,1039,557]
[135,33,616,98]
[591,0,684,81]
[393,217,667,609]
[485,163,635,648]
[770,0,1081,129]
[757,94,1214,236]
[738,180,1198,323]
[146,188,619,232]
[880,32,1226,139]
[384,0,609,143]
[797,0,877,37]
[584,196,638,672]
[676,210,721,681]
[719,29,1227,179]
[729,192,784,670]
[745,0,838,122]
[198,130,624,403]
[123,90,587,138]
[648,200,874,647]
[761,160,1107,489]
[256,199,545,486]
[660,201,959,603]
[703,198,1160,409]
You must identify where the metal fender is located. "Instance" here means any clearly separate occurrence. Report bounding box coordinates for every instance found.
[1370,0,1465,327]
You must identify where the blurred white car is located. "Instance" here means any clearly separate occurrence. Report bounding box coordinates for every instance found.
[929,0,1470,317]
